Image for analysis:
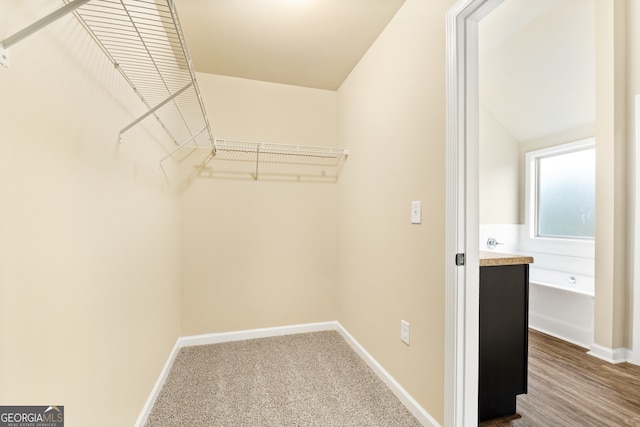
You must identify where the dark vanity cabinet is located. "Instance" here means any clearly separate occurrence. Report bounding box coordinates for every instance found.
[478,257,531,422]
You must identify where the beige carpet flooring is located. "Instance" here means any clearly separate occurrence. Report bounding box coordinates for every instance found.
[145,330,422,426]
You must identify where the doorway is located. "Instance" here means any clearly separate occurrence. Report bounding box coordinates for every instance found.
[446,0,599,425]
[478,0,596,349]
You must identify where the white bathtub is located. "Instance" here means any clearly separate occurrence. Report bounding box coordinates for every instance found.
[478,224,595,348]
[529,267,594,296]
[528,266,594,348]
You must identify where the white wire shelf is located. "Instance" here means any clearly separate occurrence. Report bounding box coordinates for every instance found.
[68,0,215,153]
[215,140,348,158]
[2,2,348,181]
[189,140,350,182]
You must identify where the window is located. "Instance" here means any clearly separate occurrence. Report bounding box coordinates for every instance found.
[525,139,595,242]
[537,147,595,238]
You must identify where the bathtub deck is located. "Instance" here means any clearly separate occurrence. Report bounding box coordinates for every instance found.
[480,329,640,426]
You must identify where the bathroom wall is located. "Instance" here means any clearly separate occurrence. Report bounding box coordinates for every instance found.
[479,106,520,225]
[478,0,598,350]
[479,0,596,232]
[0,3,181,425]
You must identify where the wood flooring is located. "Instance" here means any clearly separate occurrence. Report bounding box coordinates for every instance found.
[480,329,640,426]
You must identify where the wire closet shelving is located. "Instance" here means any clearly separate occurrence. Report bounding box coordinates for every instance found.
[198,140,349,182]
[68,0,215,155]
[1,0,349,180]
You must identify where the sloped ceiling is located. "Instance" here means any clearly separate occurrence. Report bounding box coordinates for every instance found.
[479,0,595,142]
[174,0,406,91]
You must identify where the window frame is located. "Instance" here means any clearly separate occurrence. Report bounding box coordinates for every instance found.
[522,138,595,258]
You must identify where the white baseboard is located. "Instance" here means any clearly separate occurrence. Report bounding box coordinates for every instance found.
[588,343,629,364]
[625,348,634,363]
[531,324,634,365]
[335,322,440,427]
[178,321,337,347]
[134,339,182,427]
[528,324,588,350]
[135,321,438,427]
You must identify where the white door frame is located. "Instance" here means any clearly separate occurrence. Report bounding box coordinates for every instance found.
[633,94,640,365]
[445,0,503,425]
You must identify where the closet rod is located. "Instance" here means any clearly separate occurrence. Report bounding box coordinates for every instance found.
[213,140,350,159]
[1,0,91,49]
[1,0,91,67]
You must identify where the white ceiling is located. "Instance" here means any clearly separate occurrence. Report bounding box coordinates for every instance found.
[479,0,595,142]
[174,0,406,91]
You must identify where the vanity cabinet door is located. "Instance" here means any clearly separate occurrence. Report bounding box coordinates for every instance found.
[478,264,529,422]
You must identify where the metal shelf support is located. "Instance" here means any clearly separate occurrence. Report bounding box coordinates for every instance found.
[119,82,193,141]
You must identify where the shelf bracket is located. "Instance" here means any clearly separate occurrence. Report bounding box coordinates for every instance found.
[159,126,208,164]
[119,82,193,141]
[0,0,91,68]
[0,46,8,68]
[255,146,260,181]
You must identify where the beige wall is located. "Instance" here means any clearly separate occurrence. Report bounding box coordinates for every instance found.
[479,106,520,224]
[5,1,637,425]
[336,0,454,423]
[179,74,339,335]
[0,3,181,426]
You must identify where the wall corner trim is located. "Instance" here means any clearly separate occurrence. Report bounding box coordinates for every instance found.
[134,321,440,427]
[587,343,629,364]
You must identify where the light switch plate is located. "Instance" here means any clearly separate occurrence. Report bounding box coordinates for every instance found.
[411,201,421,224]
[401,319,410,345]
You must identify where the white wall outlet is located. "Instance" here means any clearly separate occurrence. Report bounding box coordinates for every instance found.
[411,201,421,224]
[400,319,410,345]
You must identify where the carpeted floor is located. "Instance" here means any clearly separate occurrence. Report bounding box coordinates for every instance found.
[145,330,422,426]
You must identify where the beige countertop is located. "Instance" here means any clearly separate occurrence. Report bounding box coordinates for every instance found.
[479,251,534,267]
